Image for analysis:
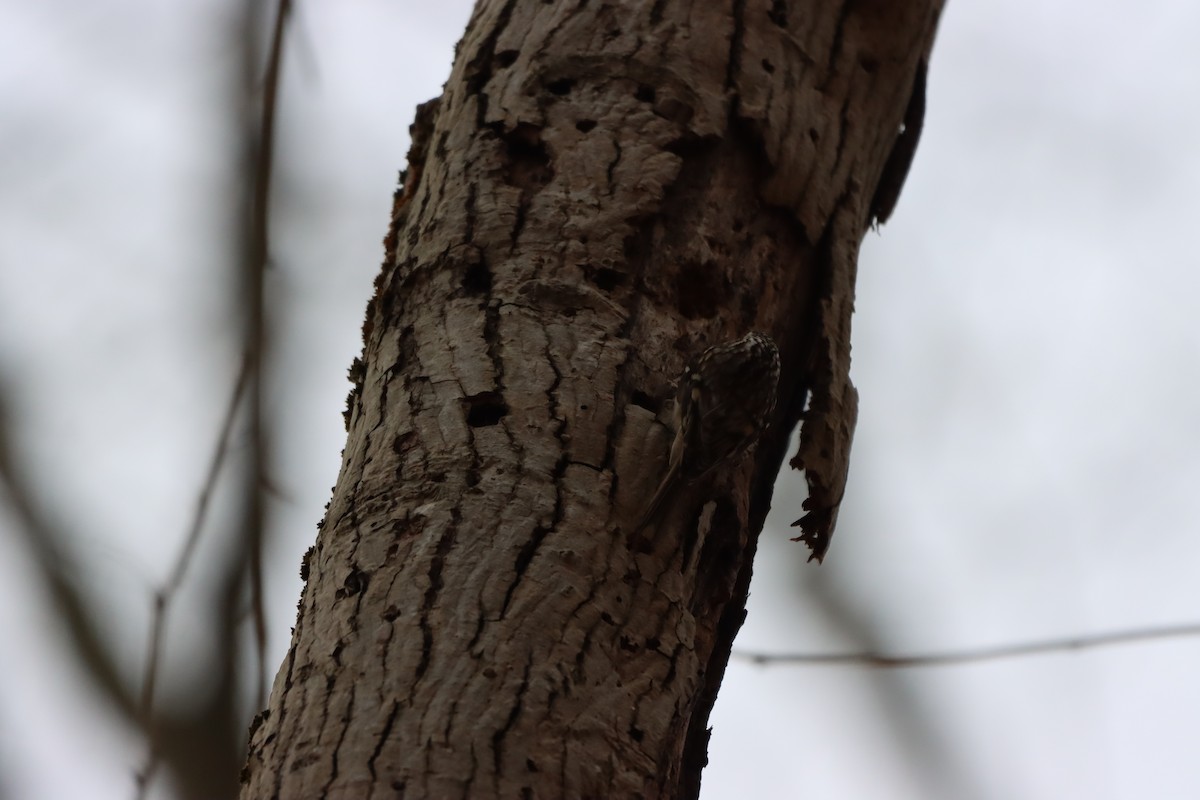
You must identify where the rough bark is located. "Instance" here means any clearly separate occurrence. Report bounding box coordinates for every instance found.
[241,1,941,798]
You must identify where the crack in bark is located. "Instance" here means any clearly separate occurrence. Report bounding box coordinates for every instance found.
[464,741,480,797]
[463,180,478,250]
[464,0,519,125]
[365,699,400,788]
[415,525,457,680]
[466,582,489,652]
[649,0,668,25]
[306,672,348,800]
[490,657,533,778]
[605,138,622,194]
[830,87,854,193]
[482,297,504,391]
[824,0,854,88]
[499,331,571,614]
[724,0,747,91]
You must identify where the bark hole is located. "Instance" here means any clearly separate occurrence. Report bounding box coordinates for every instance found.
[501,124,554,192]
[586,263,625,291]
[337,566,368,599]
[462,262,492,296]
[768,1,788,27]
[629,390,661,414]
[676,261,722,319]
[465,392,509,427]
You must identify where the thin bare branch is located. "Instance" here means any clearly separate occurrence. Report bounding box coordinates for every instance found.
[136,0,291,796]
[734,621,1200,668]
[245,0,294,711]
[139,357,251,721]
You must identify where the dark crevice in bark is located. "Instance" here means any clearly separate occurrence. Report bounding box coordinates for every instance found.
[565,583,602,685]
[465,391,510,427]
[293,675,335,787]
[501,410,566,617]
[544,337,568,440]
[373,578,404,699]
[463,181,479,249]
[443,699,458,750]
[663,641,684,688]
[600,321,641,497]
[573,595,609,681]
[490,658,533,776]
[586,264,626,292]
[501,519,549,618]
[675,258,723,320]
[328,705,351,793]
[692,500,742,613]
[495,122,554,250]
[482,296,504,391]
[604,138,621,194]
[824,0,854,87]
[545,77,573,96]
[767,0,789,27]
[628,389,660,414]
[365,700,400,783]
[462,261,492,296]
[337,565,369,601]
[464,736,480,797]
[724,0,747,91]
[724,114,777,208]
[679,498,703,573]
[415,525,456,680]
[463,0,519,124]
[336,563,370,636]
[662,132,718,159]
[648,0,668,25]
[467,586,488,652]
[831,88,854,189]
[494,49,519,69]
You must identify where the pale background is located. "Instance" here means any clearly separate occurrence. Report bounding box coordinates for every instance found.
[2,2,1198,798]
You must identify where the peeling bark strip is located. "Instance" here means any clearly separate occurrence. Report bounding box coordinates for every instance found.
[241,2,942,799]
[789,202,861,563]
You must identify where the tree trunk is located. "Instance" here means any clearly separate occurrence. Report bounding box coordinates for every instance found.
[240,1,941,797]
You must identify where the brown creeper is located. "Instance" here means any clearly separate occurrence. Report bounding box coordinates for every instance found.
[634,331,781,533]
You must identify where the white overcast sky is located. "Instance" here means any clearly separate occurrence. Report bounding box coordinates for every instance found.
[1,2,1199,799]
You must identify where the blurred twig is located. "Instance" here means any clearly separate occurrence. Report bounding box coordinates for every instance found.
[0,395,139,720]
[246,0,294,713]
[135,1,292,798]
[735,621,1200,668]
[134,357,251,799]
[139,359,251,720]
